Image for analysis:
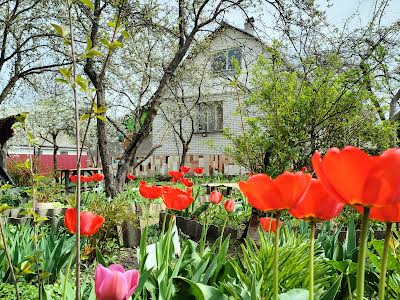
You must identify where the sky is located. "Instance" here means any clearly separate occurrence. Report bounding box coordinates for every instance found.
[318,0,400,26]
[227,0,400,34]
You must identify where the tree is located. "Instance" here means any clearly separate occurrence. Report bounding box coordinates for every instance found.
[79,0,254,196]
[29,96,75,177]
[0,0,69,170]
[225,47,397,175]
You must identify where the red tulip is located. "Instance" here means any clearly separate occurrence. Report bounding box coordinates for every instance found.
[95,264,139,300]
[64,208,104,237]
[139,181,162,199]
[224,200,235,213]
[180,166,191,174]
[239,172,312,211]
[70,175,93,183]
[301,166,308,172]
[193,167,204,175]
[260,217,282,233]
[127,173,135,180]
[168,170,183,182]
[92,173,105,182]
[290,179,344,222]
[210,190,223,204]
[356,204,400,223]
[82,176,93,183]
[312,146,400,207]
[180,178,193,187]
[162,186,193,210]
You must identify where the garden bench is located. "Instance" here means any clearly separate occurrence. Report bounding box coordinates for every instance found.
[201,182,239,196]
[56,167,103,192]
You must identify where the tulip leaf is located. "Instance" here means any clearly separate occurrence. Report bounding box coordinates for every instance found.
[278,288,309,300]
[96,248,107,266]
[173,276,228,299]
[321,274,343,300]
[343,215,356,259]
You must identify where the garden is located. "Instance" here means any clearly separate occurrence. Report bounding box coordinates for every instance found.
[1,0,400,300]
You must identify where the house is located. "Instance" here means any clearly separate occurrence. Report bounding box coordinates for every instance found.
[133,19,266,176]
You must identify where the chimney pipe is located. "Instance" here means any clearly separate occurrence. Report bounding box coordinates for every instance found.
[244,17,255,34]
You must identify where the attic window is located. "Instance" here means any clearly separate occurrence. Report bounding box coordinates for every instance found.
[212,48,241,73]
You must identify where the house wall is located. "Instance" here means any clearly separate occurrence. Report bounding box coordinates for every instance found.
[152,26,265,158]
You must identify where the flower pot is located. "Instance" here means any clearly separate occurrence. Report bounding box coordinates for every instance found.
[159,212,238,242]
[8,217,29,225]
[122,220,141,248]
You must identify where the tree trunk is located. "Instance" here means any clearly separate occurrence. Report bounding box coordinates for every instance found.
[96,88,117,197]
[52,133,59,183]
[0,143,6,172]
[180,143,189,167]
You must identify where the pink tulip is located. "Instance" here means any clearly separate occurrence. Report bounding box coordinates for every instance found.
[95,264,139,300]
[210,190,223,204]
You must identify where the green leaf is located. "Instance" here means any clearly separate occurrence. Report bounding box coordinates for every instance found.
[121,30,130,39]
[80,113,91,121]
[51,23,67,38]
[59,67,72,81]
[344,215,356,259]
[78,0,94,10]
[278,288,309,300]
[0,184,13,191]
[75,75,88,92]
[107,21,116,28]
[321,274,343,300]
[83,47,103,58]
[0,204,11,213]
[100,38,111,48]
[86,36,92,51]
[111,40,124,49]
[173,277,228,299]
[96,115,107,122]
[55,78,69,84]
[15,112,28,123]
[96,248,107,266]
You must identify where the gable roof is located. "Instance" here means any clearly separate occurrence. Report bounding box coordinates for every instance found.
[212,21,264,44]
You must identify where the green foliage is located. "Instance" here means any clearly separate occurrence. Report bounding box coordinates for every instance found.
[225,230,337,299]
[85,191,138,253]
[225,45,397,175]
[0,223,73,285]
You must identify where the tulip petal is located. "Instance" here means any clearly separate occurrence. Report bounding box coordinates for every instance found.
[273,171,312,209]
[315,147,373,205]
[239,174,282,211]
[124,269,140,298]
[64,208,77,234]
[95,264,112,297]
[97,271,128,300]
[109,264,125,273]
[290,179,344,221]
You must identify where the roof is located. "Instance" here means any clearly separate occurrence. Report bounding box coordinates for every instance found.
[213,21,264,44]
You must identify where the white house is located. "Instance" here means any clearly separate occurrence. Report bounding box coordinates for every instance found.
[134,20,265,176]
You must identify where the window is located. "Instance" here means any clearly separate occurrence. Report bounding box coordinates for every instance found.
[196,101,223,133]
[212,48,241,73]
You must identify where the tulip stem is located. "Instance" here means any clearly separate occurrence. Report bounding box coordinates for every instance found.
[378,222,392,300]
[309,221,315,300]
[219,216,228,250]
[356,207,370,300]
[273,211,281,300]
[0,220,20,300]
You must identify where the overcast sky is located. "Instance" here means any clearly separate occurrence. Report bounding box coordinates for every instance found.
[227,0,400,33]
